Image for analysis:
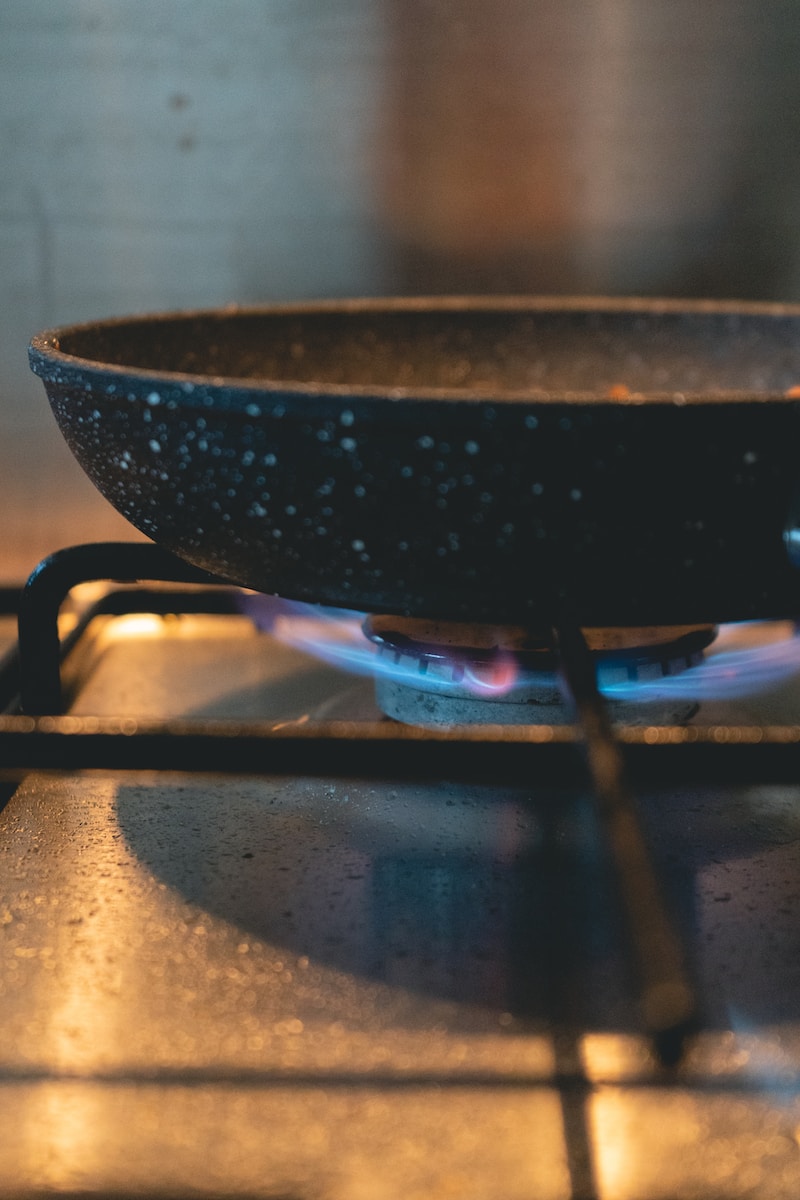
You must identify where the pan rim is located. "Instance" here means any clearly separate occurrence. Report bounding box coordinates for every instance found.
[28,293,800,407]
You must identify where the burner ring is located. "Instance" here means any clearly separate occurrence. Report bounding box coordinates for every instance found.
[365,617,716,677]
[363,617,714,725]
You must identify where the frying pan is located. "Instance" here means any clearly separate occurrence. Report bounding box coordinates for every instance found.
[27,296,800,628]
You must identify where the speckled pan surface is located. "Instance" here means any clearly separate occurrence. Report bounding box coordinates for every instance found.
[27,296,800,625]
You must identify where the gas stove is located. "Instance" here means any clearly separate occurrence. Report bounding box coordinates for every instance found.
[2,542,800,1198]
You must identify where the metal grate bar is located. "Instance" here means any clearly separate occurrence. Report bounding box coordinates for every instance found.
[1,713,800,779]
[17,542,234,715]
[555,620,699,1066]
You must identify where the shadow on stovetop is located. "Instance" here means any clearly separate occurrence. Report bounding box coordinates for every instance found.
[112,765,800,1034]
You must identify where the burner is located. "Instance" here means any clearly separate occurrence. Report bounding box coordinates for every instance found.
[364,617,716,726]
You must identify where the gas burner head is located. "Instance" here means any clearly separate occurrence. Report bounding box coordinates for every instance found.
[364,617,716,726]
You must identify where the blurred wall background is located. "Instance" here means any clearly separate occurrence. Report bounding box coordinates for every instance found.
[3,0,800,579]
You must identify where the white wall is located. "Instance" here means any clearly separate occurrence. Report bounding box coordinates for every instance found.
[0,1,386,577]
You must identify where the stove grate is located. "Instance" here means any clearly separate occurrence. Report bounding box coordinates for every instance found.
[2,541,800,1072]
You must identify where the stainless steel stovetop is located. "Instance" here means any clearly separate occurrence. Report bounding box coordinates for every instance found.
[2,582,800,1198]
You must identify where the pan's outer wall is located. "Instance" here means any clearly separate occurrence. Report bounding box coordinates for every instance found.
[28,300,800,625]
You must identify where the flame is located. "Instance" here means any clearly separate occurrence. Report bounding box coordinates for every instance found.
[601,621,800,703]
[240,595,521,698]
[462,655,520,696]
[239,595,800,705]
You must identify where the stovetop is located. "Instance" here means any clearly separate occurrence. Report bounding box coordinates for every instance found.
[2,560,800,1197]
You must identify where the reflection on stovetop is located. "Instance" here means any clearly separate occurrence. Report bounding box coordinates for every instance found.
[2,609,800,1197]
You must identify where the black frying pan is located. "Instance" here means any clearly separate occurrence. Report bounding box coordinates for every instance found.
[27,296,800,627]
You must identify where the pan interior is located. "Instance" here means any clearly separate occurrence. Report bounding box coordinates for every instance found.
[50,303,800,397]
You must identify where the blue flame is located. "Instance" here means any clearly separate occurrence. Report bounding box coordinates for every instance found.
[601,622,800,703]
[239,595,800,704]
[239,595,523,697]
